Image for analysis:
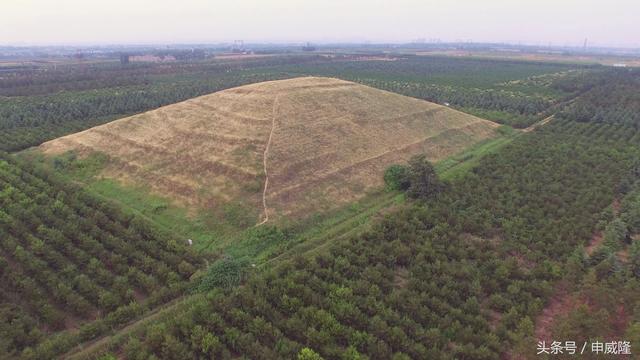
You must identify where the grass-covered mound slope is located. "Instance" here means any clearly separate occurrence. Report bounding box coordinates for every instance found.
[40,77,498,222]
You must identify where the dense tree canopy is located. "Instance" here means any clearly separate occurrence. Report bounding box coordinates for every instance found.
[0,153,202,359]
[76,119,640,360]
[556,68,640,127]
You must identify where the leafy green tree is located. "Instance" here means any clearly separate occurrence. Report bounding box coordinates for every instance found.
[341,346,363,360]
[406,155,443,200]
[201,332,222,355]
[160,334,190,360]
[123,337,149,360]
[383,165,409,191]
[603,218,628,248]
[622,194,640,233]
[553,305,610,342]
[566,248,586,284]
[298,347,324,360]
[198,256,245,292]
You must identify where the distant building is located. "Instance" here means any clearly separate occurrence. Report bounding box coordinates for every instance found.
[612,63,627,67]
[302,42,316,52]
[232,40,245,53]
[120,53,130,65]
[130,54,177,63]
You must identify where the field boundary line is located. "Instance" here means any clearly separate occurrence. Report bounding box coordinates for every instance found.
[523,114,554,132]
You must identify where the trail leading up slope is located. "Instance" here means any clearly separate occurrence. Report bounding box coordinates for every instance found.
[258,95,280,225]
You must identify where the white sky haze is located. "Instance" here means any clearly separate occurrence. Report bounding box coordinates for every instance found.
[1,0,638,47]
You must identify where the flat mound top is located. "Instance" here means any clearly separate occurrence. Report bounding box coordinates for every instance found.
[41,76,499,222]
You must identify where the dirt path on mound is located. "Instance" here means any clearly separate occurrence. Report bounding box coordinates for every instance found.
[257,95,280,225]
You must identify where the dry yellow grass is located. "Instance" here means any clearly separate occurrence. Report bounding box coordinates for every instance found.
[41,77,499,222]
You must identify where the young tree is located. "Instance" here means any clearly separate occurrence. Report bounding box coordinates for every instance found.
[298,347,324,360]
[603,218,628,248]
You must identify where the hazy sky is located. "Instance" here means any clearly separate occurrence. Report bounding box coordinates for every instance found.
[1,0,638,47]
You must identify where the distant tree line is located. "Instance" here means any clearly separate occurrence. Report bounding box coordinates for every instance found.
[0,72,293,152]
[0,55,324,97]
[0,55,331,152]
[555,68,640,127]
[0,55,582,152]
[269,56,580,128]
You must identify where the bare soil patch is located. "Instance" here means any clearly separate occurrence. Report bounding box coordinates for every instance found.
[393,267,410,289]
[534,283,578,341]
[586,231,605,256]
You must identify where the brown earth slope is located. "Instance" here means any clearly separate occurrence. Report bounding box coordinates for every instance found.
[40,77,499,222]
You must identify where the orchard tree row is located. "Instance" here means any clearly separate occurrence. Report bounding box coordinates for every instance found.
[556,68,640,127]
[0,55,323,97]
[0,153,203,358]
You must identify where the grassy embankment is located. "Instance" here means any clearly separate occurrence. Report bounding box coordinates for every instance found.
[20,123,519,268]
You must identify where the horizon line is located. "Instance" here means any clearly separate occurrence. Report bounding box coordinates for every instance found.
[2,40,640,51]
